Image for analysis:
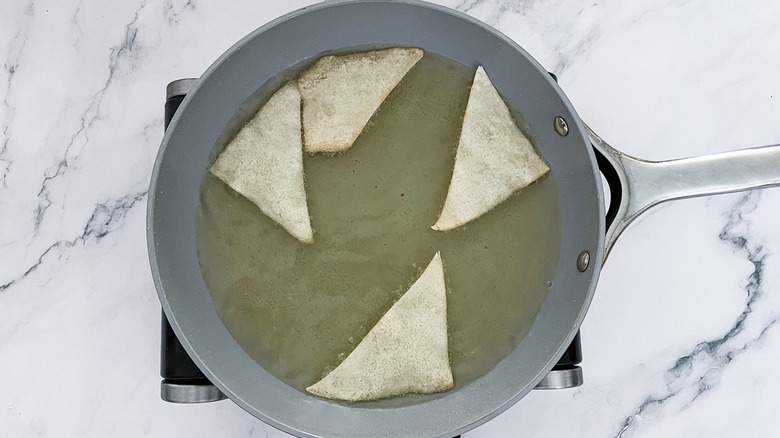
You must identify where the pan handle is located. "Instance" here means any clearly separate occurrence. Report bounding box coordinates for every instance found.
[587,124,780,261]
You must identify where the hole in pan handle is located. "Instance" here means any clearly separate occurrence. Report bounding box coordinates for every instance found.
[586,124,780,262]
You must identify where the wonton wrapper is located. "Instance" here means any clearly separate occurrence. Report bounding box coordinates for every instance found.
[307,252,453,401]
[298,47,424,153]
[210,82,313,243]
[433,66,549,231]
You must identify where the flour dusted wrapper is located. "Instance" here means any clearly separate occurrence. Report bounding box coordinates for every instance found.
[210,82,313,243]
[298,47,424,153]
[433,66,549,231]
[307,252,453,402]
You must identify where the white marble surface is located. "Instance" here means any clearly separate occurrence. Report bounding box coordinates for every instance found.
[2,0,780,436]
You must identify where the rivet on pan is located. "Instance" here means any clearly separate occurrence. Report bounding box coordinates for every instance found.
[577,251,590,272]
[554,116,569,136]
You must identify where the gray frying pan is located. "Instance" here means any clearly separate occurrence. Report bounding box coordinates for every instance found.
[147,1,780,437]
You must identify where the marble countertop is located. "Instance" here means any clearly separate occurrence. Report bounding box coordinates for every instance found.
[2,0,780,436]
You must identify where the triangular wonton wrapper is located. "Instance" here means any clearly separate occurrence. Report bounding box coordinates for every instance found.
[433,66,549,231]
[298,47,424,153]
[209,82,313,243]
[306,252,453,401]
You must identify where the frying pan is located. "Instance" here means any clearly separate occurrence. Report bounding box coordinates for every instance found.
[147,1,780,437]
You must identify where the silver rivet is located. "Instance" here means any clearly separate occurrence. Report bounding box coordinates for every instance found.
[576,251,590,272]
[554,116,569,136]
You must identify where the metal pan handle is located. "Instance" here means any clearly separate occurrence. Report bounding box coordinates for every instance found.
[587,123,780,261]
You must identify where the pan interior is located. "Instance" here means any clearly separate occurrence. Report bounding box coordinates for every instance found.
[149,2,603,437]
[195,51,561,398]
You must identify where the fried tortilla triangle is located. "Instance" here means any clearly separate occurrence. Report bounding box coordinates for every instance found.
[433,66,549,231]
[297,47,424,153]
[306,251,454,402]
[209,82,313,243]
